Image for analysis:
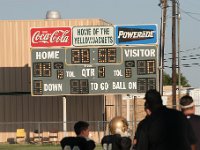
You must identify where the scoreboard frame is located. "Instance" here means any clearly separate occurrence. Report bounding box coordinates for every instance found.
[31,45,159,96]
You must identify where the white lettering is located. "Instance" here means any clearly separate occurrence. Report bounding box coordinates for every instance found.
[66,71,75,77]
[112,82,126,89]
[44,84,62,91]
[50,30,70,43]
[90,83,98,90]
[82,68,95,77]
[32,30,70,44]
[100,82,109,90]
[124,49,155,58]
[118,31,154,39]
[36,51,59,60]
[113,70,123,77]
[128,82,137,89]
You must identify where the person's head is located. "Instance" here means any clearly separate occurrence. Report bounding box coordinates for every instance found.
[144,89,163,112]
[74,121,90,138]
[179,95,195,115]
[109,116,130,137]
[144,101,151,116]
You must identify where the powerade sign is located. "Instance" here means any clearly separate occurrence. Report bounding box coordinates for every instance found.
[115,25,157,45]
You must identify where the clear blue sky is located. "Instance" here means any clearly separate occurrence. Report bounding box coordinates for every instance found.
[0,0,200,88]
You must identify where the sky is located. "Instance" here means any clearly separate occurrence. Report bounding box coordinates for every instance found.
[0,0,200,88]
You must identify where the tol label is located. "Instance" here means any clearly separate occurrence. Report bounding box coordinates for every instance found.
[66,71,75,77]
[113,70,123,77]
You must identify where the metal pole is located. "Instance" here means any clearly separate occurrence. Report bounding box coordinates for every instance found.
[133,96,137,133]
[38,122,41,142]
[172,0,177,109]
[97,121,100,143]
[103,95,106,134]
[63,96,67,137]
[127,99,130,122]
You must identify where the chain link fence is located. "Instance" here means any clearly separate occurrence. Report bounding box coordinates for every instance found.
[0,121,136,144]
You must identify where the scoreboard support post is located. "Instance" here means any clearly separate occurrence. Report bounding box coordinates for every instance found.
[63,96,67,137]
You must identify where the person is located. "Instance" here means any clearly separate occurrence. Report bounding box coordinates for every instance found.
[101,116,132,150]
[60,121,96,150]
[180,95,200,150]
[133,101,151,149]
[135,89,197,150]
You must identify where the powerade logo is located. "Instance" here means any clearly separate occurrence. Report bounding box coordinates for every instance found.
[118,29,154,41]
[115,25,157,45]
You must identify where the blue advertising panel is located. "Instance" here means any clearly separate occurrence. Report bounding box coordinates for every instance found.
[115,25,158,45]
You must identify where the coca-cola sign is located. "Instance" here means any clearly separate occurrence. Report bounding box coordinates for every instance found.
[31,27,72,47]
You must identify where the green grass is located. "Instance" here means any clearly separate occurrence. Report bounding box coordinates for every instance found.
[0,144,103,150]
[0,144,59,150]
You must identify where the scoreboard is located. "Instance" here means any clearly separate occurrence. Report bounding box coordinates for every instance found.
[31,45,158,96]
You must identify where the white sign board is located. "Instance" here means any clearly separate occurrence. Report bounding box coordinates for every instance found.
[73,26,114,46]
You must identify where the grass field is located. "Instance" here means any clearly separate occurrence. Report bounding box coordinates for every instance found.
[0,144,103,150]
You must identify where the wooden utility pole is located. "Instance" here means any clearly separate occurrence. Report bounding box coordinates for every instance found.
[177,2,181,100]
[172,0,177,109]
[159,0,168,95]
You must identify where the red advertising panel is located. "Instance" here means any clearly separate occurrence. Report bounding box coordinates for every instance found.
[31,27,72,47]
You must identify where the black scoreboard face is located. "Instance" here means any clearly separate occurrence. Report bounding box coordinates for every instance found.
[31,46,158,96]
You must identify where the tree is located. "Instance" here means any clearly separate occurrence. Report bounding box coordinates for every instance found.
[163,71,190,87]
[163,72,172,85]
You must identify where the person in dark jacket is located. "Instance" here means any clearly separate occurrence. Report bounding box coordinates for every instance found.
[133,101,151,149]
[136,89,196,150]
[180,95,200,150]
[60,121,96,150]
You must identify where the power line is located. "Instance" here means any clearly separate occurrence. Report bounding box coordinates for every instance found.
[164,55,200,60]
[165,64,200,68]
[183,12,200,15]
[179,7,200,22]
[164,46,200,55]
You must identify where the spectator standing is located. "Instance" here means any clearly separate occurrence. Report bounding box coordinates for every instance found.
[180,95,200,150]
[133,101,151,149]
[135,89,196,150]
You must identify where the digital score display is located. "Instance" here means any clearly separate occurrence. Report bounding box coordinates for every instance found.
[98,48,116,63]
[71,49,90,64]
[33,62,51,77]
[31,46,158,96]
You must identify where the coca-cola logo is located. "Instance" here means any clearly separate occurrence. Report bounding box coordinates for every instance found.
[31,27,72,47]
